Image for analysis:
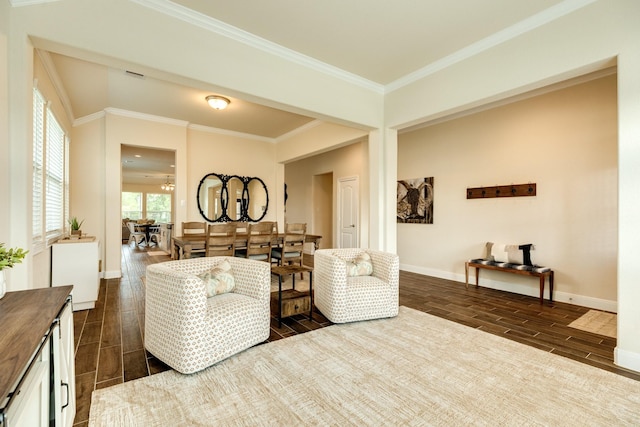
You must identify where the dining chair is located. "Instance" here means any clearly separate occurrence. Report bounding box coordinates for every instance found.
[272,223,307,277]
[127,221,147,247]
[235,221,275,263]
[149,224,161,247]
[205,223,237,257]
[181,221,207,257]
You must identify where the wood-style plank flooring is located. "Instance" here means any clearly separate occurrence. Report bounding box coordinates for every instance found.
[72,244,640,426]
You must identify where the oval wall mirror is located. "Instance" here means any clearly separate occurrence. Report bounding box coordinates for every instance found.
[245,177,268,222]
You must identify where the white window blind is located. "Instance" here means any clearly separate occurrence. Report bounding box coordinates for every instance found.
[46,109,65,237]
[32,88,68,249]
[32,90,45,241]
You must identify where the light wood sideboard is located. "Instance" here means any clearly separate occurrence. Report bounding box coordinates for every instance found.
[0,286,75,427]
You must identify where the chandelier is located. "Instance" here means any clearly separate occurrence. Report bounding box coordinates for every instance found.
[161,176,175,191]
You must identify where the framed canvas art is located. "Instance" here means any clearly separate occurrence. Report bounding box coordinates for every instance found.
[397,177,434,224]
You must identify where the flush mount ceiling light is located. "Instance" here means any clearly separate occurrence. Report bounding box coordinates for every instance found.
[205,95,230,110]
[161,176,175,191]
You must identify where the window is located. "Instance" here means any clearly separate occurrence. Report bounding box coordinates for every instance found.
[32,88,69,250]
[122,192,143,220]
[146,193,172,223]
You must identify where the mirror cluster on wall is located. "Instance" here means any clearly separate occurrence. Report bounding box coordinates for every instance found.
[197,173,268,222]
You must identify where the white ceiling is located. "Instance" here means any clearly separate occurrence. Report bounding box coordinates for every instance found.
[41,0,578,184]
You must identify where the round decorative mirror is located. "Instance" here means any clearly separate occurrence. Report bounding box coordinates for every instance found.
[197,173,225,222]
[245,177,268,222]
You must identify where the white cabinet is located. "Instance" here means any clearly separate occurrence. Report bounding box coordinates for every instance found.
[52,238,100,310]
[0,286,75,427]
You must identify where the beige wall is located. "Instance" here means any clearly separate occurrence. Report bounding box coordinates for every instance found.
[398,73,618,310]
[285,141,368,248]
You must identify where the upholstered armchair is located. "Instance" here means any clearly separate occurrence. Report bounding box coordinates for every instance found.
[145,256,271,374]
[314,248,400,324]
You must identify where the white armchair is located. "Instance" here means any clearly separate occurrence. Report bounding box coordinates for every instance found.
[314,248,399,324]
[145,256,271,374]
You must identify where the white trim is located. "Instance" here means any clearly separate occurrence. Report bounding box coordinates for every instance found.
[103,270,122,280]
[104,107,189,127]
[614,348,640,374]
[129,0,383,94]
[73,111,106,127]
[9,0,59,6]
[36,49,75,126]
[400,263,618,313]
[187,123,275,143]
[274,120,323,143]
[385,0,598,93]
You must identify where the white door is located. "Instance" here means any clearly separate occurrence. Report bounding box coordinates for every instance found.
[338,176,359,248]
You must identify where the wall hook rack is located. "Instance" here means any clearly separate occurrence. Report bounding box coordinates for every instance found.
[466,183,536,199]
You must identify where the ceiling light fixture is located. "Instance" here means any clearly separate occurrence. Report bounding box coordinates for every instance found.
[161,176,175,191]
[206,95,230,110]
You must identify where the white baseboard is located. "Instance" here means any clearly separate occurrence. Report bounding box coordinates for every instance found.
[400,263,617,312]
[615,347,640,373]
[104,269,122,279]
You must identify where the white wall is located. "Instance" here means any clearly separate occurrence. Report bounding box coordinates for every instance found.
[285,141,368,249]
[398,73,617,310]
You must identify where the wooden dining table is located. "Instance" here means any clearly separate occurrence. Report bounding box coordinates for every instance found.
[171,233,322,260]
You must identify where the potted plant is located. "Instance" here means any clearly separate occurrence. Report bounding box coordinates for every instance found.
[68,217,84,238]
[0,243,28,299]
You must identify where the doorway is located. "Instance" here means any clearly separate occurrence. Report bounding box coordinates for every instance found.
[338,176,359,248]
[312,173,333,249]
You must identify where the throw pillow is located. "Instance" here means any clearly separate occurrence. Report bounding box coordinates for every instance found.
[345,252,374,277]
[490,243,508,263]
[198,260,235,297]
[505,243,535,265]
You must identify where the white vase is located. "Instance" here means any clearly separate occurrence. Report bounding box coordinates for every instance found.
[0,270,5,299]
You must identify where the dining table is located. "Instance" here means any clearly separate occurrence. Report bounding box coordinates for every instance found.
[171,233,322,260]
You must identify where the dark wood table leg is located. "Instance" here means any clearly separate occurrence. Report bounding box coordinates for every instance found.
[550,271,554,302]
[475,267,480,287]
[539,274,544,304]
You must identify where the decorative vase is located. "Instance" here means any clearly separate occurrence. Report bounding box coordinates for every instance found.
[0,270,6,299]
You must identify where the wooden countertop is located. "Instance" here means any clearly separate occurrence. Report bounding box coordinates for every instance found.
[0,286,73,409]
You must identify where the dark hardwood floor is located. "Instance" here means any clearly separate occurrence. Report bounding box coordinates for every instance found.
[72,243,640,426]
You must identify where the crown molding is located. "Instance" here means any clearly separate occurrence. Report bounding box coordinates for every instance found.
[129,0,384,94]
[275,120,323,143]
[188,123,276,143]
[386,0,598,93]
[73,111,106,127]
[36,49,76,124]
[104,107,189,127]
[9,0,59,6]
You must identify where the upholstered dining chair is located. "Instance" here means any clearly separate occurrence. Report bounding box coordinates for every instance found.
[127,221,147,247]
[314,248,399,324]
[204,223,237,257]
[181,221,207,257]
[145,256,271,374]
[235,221,275,263]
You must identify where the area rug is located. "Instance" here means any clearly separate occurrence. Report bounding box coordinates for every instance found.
[146,251,169,257]
[568,309,617,338]
[89,306,640,426]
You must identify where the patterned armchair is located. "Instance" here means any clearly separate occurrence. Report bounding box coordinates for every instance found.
[314,248,399,324]
[145,256,271,374]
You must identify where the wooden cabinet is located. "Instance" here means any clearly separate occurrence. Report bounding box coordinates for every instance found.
[52,238,100,310]
[0,286,75,427]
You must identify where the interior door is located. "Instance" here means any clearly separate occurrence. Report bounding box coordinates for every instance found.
[338,176,359,248]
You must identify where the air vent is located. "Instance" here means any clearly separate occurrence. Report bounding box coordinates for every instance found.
[125,70,145,78]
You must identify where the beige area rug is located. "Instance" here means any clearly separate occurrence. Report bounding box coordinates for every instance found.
[88,306,640,426]
[568,309,617,338]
